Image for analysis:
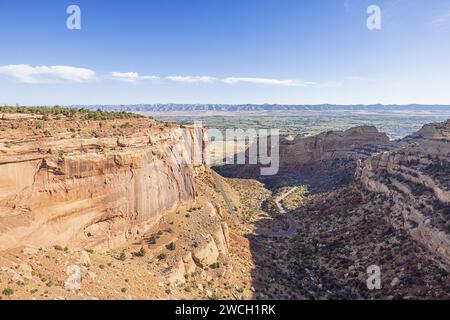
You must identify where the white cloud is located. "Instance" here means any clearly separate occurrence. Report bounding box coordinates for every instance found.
[222,77,317,87]
[110,71,159,83]
[166,76,217,84]
[0,64,96,83]
[0,65,321,88]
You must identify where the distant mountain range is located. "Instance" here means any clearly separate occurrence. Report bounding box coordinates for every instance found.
[68,104,450,114]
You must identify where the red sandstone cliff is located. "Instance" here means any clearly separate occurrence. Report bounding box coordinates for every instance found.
[0,114,207,251]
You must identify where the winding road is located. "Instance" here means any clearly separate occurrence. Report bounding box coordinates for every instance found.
[268,187,299,238]
[212,170,298,238]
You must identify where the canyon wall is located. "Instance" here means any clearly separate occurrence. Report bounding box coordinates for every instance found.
[217,125,391,179]
[0,116,207,251]
[357,120,450,267]
[278,126,390,169]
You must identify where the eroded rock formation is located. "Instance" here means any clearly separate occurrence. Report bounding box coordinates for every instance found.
[357,120,450,267]
[0,114,207,251]
[278,126,390,170]
[282,120,450,299]
[216,125,391,183]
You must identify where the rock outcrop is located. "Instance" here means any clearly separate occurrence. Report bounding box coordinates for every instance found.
[216,125,391,182]
[283,120,450,299]
[0,114,207,251]
[167,221,230,285]
[278,126,390,170]
[357,120,450,267]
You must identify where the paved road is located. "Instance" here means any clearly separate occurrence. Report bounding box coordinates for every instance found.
[212,169,298,238]
[211,170,240,225]
[264,187,299,238]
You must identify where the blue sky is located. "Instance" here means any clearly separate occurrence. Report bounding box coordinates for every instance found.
[0,0,450,105]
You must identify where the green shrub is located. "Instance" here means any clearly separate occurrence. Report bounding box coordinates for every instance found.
[166,242,176,251]
[158,253,167,260]
[209,262,220,269]
[118,252,127,261]
[136,247,146,257]
[2,288,14,296]
[0,106,142,121]
[148,236,156,244]
[120,122,132,129]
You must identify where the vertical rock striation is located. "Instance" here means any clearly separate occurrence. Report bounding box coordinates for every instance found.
[0,115,207,251]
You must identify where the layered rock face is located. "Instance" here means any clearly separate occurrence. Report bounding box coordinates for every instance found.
[283,121,450,298]
[217,126,391,182]
[357,120,450,267]
[0,115,207,251]
[278,126,390,170]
